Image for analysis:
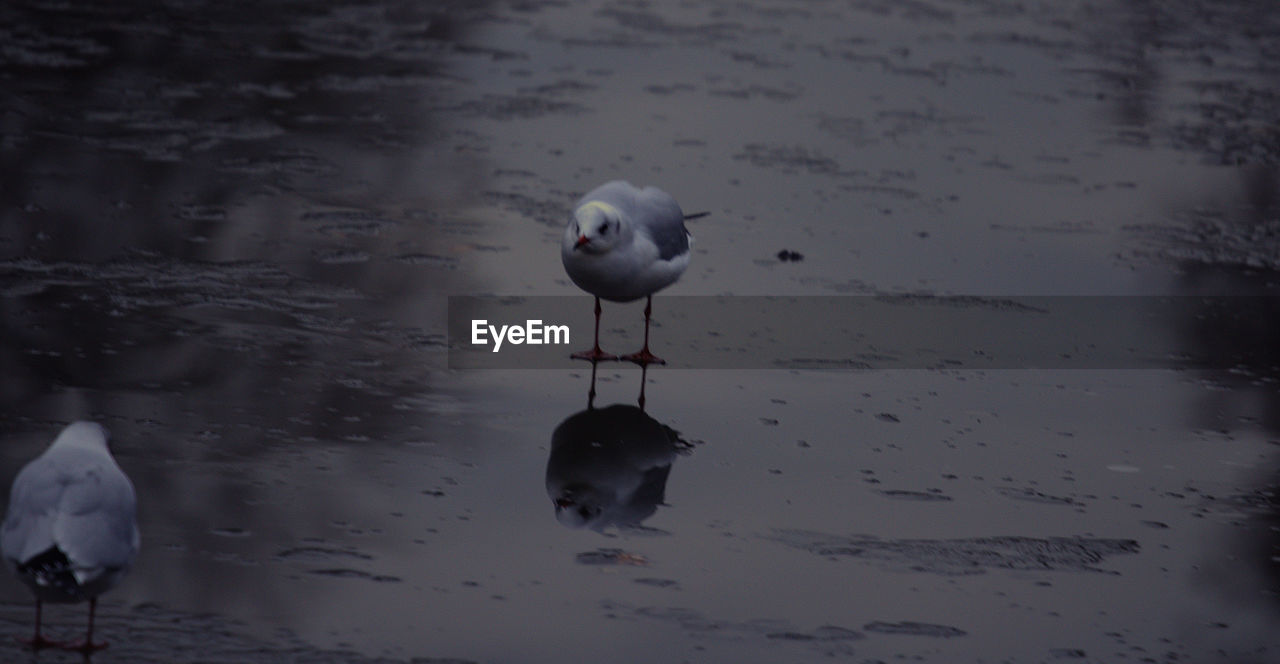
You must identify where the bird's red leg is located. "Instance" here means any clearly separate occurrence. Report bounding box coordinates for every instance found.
[587,358,599,409]
[572,296,617,361]
[62,597,108,654]
[638,363,649,410]
[17,599,65,650]
[622,296,665,366]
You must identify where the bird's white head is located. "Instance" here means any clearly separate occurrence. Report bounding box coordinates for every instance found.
[50,421,112,453]
[566,201,629,255]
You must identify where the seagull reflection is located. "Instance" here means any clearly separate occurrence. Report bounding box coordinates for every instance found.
[584,359,653,410]
[546,404,688,532]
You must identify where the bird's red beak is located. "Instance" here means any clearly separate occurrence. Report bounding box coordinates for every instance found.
[574,235,589,249]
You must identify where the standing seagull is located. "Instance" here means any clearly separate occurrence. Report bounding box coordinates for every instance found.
[2,421,139,652]
[561,180,700,365]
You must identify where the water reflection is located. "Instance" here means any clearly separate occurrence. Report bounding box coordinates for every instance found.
[1088,0,1280,622]
[1172,265,1280,619]
[0,0,486,648]
[1163,132,1280,627]
[0,0,482,429]
[546,366,692,533]
[583,359,660,410]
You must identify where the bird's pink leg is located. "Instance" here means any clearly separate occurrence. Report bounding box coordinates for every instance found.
[572,296,617,361]
[622,296,666,366]
[17,599,66,650]
[61,597,108,654]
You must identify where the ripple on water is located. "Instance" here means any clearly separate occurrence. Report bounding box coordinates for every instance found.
[603,602,868,658]
[274,545,373,563]
[575,548,649,566]
[863,621,968,638]
[769,529,1140,575]
[877,489,953,502]
[767,625,864,641]
[0,600,471,663]
[308,568,402,583]
[995,486,1084,507]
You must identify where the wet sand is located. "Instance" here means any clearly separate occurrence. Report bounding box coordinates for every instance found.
[1,1,1278,662]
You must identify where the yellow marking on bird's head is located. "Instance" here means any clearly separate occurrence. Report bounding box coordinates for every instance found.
[576,200,620,220]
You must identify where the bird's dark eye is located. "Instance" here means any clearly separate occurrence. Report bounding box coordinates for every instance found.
[600,223,610,235]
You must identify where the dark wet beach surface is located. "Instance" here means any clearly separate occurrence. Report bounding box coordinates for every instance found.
[1,0,1279,662]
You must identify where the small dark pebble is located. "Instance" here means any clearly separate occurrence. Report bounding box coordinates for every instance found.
[776,249,804,262]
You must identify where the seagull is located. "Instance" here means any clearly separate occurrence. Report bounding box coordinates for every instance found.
[2,421,140,653]
[561,180,703,365]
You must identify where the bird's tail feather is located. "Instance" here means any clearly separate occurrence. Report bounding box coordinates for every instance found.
[17,546,84,599]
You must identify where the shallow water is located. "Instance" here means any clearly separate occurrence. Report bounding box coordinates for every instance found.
[1,0,1278,662]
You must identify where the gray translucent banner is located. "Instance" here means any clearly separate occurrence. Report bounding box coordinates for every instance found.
[447,296,1279,370]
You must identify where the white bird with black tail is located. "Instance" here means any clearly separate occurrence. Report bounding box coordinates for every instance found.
[562,180,704,365]
[2,421,139,653]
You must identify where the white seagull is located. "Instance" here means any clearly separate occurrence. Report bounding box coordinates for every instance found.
[2,421,139,653]
[561,180,703,365]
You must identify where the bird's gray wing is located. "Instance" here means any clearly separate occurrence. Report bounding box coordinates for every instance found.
[52,458,139,580]
[2,457,62,568]
[633,186,689,261]
[3,448,137,580]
